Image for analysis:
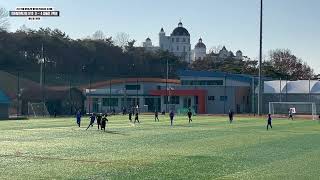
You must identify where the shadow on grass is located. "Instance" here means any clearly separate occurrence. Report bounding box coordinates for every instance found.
[104,130,128,136]
[0,153,116,164]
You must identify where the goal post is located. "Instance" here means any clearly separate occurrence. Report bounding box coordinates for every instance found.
[269,102,317,120]
[28,102,50,118]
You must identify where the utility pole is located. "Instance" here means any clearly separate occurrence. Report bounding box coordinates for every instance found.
[43,46,46,107]
[136,77,139,109]
[69,73,72,115]
[252,77,255,116]
[40,44,44,87]
[279,77,282,102]
[17,71,20,117]
[89,74,91,114]
[109,79,112,112]
[166,59,169,113]
[258,0,263,116]
[224,74,227,114]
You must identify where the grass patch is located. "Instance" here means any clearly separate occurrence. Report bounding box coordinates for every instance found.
[0,115,319,179]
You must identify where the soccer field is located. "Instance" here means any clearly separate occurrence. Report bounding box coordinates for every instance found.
[0,115,319,179]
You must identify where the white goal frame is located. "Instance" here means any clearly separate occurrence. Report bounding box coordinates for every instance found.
[269,102,317,120]
[28,102,50,118]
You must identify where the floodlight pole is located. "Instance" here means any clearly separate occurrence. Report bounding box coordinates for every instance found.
[89,72,92,114]
[224,74,227,114]
[166,59,168,113]
[17,70,20,117]
[69,73,72,115]
[109,79,112,113]
[258,0,263,116]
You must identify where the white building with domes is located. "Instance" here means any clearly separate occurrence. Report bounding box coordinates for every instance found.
[142,37,160,52]
[193,38,206,61]
[159,22,192,63]
[142,21,244,63]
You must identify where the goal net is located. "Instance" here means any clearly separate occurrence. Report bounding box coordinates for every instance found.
[28,102,50,118]
[269,102,317,120]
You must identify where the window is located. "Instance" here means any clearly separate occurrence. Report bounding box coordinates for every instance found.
[172,38,174,42]
[164,96,180,104]
[157,85,161,90]
[208,96,215,101]
[177,46,179,51]
[220,96,228,101]
[176,38,179,42]
[183,46,186,52]
[125,84,140,90]
[182,38,186,42]
[102,98,118,106]
[181,80,224,86]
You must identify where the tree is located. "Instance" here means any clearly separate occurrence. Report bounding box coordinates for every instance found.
[17,24,31,33]
[92,30,105,40]
[209,45,223,54]
[0,7,9,31]
[114,32,130,49]
[267,49,314,80]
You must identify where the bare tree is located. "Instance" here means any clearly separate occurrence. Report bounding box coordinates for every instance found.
[0,7,9,31]
[114,32,130,49]
[17,24,31,33]
[209,45,223,54]
[268,49,314,80]
[92,30,105,40]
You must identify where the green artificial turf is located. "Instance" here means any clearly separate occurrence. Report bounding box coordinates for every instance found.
[0,115,319,179]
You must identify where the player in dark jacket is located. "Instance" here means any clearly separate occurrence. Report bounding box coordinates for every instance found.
[228,110,234,124]
[129,111,133,122]
[101,114,108,131]
[76,110,81,127]
[187,109,192,123]
[134,112,140,124]
[155,111,159,122]
[96,113,102,130]
[170,111,174,126]
[86,113,96,130]
[267,114,272,130]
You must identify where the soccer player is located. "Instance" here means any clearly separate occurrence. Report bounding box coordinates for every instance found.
[267,114,272,130]
[86,113,96,130]
[96,113,102,130]
[122,107,126,115]
[155,110,159,122]
[161,110,165,115]
[228,109,234,124]
[288,108,294,120]
[187,109,192,123]
[101,114,108,131]
[54,109,57,118]
[134,111,140,124]
[129,111,133,122]
[169,110,174,126]
[76,110,81,127]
